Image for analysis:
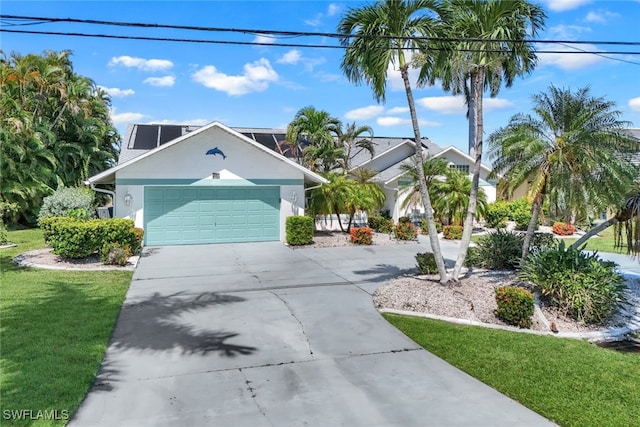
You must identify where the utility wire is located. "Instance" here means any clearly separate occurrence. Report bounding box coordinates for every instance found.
[2,14,640,47]
[3,28,640,56]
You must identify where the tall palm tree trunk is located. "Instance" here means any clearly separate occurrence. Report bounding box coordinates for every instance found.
[400,61,450,284]
[569,217,619,249]
[521,195,543,261]
[453,70,483,279]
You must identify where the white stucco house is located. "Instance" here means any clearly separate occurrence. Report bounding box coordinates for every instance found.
[86,122,327,246]
[86,121,496,245]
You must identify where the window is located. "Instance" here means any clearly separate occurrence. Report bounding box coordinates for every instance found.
[449,164,469,173]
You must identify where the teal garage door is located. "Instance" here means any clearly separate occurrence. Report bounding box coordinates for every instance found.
[144,186,280,245]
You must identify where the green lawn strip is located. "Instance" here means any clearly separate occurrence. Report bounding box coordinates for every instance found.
[384,314,639,427]
[1,229,132,426]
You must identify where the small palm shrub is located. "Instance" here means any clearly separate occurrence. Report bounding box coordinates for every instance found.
[350,227,373,245]
[286,216,314,245]
[529,232,557,255]
[38,187,95,222]
[101,242,132,266]
[420,219,442,235]
[552,221,575,236]
[443,225,463,240]
[368,216,393,233]
[495,286,534,328]
[519,241,627,324]
[394,221,417,240]
[467,230,523,270]
[416,252,438,274]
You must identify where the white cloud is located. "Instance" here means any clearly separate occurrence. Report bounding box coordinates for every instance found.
[143,76,176,87]
[377,116,412,127]
[629,97,640,112]
[345,105,384,120]
[584,10,618,24]
[99,86,134,97]
[253,34,275,45]
[327,4,340,16]
[387,106,410,114]
[547,25,592,39]
[305,14,322,27]
[537,43,605,70]
[278,50,302,65]
[191,58,279,96]
[484,98,516,111]
[150,118,210,126]
[315,71,342,82]
[109,56,173,71]
[376,116,438,127]
[110,109,146,125]
[418,96,466,115]
[544,0,591,12]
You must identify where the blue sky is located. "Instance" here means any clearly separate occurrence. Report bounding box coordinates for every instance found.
[2,0,640,155]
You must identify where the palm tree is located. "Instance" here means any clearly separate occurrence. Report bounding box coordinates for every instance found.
[339,122,375,170]
[285,106,342,170]
[420,0,546,279]
[488,85,639,261]
[399,157,449,218]
[338,0,451,283]
[431,168,487,226]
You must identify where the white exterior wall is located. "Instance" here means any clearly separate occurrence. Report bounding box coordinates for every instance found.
[112,126,308,242]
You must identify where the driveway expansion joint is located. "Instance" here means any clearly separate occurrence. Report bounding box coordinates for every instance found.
[268,290,314,357]
[239,368,273,426]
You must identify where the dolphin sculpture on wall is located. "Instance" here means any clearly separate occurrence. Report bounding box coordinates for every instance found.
[206,147,227,159]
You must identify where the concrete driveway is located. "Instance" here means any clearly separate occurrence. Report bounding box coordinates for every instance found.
[70,240,554,426]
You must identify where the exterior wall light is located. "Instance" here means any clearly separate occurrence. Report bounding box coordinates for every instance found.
[124,193,133,207]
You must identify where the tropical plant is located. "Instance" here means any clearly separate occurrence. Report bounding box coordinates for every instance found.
[495,286,534,328]
[0,50,119,225]
[468,230,524,270]
[338,0,450,283]
[431,168,487,226]
[285,106,342,171]
[416,252,438,274]
[37,186,95,222]
[488,85,639,262]
[419,0,546,280]
[519,241,627,324]
[339,122,375,170]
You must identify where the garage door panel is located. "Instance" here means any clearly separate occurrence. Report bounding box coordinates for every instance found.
[144,186,280,245]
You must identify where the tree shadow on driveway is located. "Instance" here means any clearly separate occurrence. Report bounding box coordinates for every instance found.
[110,291,257,357]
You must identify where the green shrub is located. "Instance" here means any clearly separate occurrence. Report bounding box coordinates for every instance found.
[40,217,140,259]
[286,216,314,246]
[421,219,443,235]
[416,252,438,274]
[469,230,523,270]
[443,225,463,240]
[552,221,575,236]
[485,201,510,229]
[512,207,532,230]
[350,227,373,245]
[101,242,132,266]
[529,232,557,255]
[0,200,19,224]
[519,241,627,324]
[368,216,393,233]
[394,221,417,240]
[38,187,95,222]
[0,221,8,245]
[495,286,534,328]
[464,247,484,268]
[67,208,91,220]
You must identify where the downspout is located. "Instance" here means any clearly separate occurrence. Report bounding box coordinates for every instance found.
[86,181,116,200]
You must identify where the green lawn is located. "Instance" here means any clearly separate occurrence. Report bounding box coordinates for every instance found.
[0,229,132,426]
[384,313,639,427]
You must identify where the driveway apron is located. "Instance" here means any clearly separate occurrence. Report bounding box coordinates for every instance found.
[70,241,554,427]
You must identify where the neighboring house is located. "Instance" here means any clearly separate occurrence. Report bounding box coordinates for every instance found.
[86,121,496,245]
[86,122,327,246]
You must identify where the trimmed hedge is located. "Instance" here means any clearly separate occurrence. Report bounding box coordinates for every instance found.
[286,216,314,246]
[40,217,143,259]
[552,221,575,236]
[443,225,463,240]
[368,216,393,233]
[394,221,417,240]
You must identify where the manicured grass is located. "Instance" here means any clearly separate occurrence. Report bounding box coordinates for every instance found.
[384,313,639,427]
[564,226,626,254]
[1,229,132,426]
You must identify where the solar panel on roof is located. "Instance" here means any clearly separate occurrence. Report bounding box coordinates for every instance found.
[159,125,183,145]
[132,125,159,149]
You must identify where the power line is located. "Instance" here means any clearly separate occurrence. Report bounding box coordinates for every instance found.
[2,13,640,47]
[3,28,640,57]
